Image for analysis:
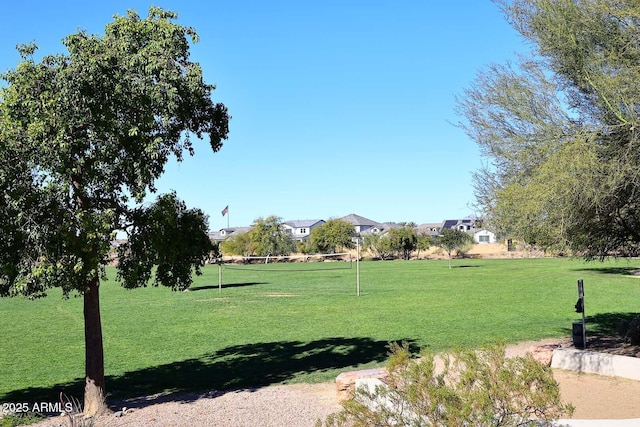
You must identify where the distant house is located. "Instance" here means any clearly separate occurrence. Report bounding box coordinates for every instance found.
[339,214,382,235]
[209,226,252,242]
[415,223,441,237]
[441,217,476,233]
[282,219,325,241]
[358,221,404,236]
[474,229,497,244]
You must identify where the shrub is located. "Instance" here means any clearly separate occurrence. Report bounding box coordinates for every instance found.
[319,342,573,427]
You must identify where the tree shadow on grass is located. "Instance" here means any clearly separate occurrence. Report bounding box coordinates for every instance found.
[584,312,640,335]
[572,266,640,276]
[189,281,268,291]
[560,311,640,338]
[2,336,404,411]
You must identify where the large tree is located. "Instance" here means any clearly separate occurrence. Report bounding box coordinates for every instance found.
[458,0,640,257]
[0,8,229,415]
[249,216,296,256]
[388,227,419,260]
[310,219,355,254]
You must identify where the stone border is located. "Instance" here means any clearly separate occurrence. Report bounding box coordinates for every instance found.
[551,348,640,381]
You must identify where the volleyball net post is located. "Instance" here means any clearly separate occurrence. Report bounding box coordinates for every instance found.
[353,236,362,297]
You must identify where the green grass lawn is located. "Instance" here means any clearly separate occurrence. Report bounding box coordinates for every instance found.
[1,257,639,403]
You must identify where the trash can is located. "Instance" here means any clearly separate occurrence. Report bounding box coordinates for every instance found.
[572,321,584,348]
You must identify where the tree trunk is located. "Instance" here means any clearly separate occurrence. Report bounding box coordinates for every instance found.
[83,273,108,416]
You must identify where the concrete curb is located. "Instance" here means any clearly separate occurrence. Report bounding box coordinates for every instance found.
[551,348,640,381]
[554,419,640,426]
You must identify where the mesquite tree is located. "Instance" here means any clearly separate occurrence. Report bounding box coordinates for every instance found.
[0,8,229,415]
[458,0,640,257]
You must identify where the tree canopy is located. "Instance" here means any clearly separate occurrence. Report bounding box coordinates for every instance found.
[249,216,296,256]
[388,227,419,260]
[310,219,355,254]
[458,0,640,257]
[433,229,473,268]
[0,7,229,414]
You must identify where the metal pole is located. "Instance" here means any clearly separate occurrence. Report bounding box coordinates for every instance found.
[578,279,586,349]
[356,238,360,297]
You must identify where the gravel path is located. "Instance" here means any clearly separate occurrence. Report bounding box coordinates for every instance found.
[27,383,340,427]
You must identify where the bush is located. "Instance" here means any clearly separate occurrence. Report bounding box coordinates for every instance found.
[319,342,573,427]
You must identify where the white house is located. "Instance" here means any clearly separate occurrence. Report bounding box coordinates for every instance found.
[474,229,497,244]
[209,226,252,242]
[282,219,325,241]
[339,213,381,234]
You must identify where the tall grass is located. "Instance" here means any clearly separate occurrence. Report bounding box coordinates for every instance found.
[1,257,639,402]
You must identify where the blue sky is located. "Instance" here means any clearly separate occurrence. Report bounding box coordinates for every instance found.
[0,1,525,230]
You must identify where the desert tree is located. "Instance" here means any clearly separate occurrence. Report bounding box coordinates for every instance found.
[388,227,419,260]
[415,233,431,259]
[310,219,355,254]
[0,8,229,414]
[458,0,640,258]
[249,216,296,256]
[433,229,474,268]
[363,233,394,260]
[220,232,259,257]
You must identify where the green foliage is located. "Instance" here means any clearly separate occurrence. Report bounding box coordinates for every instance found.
[117,192,213,291]
[296,240,313,255]
[388,227,418,260]
[363,233,394,260]
[310,219,355,253]
[321,343,573,427]
[458,0,640,257]
[249,216,296,256]
[220,232,258,257]
[433,229,473,268]
[0,6,229,296]
[416,233,431,258]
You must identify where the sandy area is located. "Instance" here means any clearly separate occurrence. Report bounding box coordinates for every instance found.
[21,338,640,426]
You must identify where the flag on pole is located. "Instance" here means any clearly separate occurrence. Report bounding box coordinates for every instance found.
[221,205,229,216]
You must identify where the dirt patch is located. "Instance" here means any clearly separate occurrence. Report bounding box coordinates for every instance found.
[263,293,299,298]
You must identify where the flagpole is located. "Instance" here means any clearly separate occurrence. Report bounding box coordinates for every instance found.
[222,205,229,229]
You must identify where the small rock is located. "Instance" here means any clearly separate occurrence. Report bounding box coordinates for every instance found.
[336,368,388,402]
